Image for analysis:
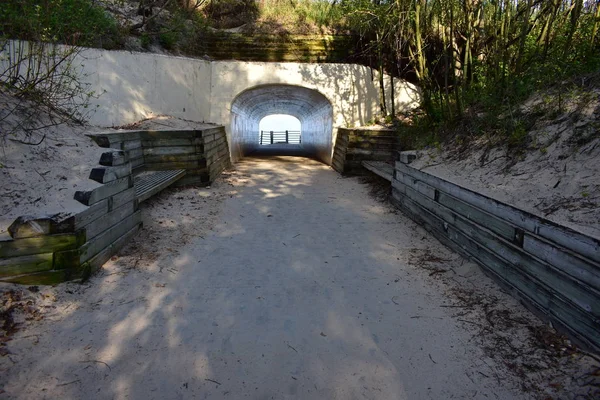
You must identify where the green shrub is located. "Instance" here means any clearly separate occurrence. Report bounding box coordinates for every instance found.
[0,0,119,48]
[159,31,179,50]
[140,33,152,49]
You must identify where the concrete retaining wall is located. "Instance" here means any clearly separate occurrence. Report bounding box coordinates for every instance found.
[391,158,600,351]
[68,47,420,162]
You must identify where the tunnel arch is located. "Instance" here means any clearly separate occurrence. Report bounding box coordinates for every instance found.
[230,84,334,163]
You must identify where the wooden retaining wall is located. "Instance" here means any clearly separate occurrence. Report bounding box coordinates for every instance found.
[391,158,600,351]
[199,33,358,63]
[0,127,231,285]
[0,175,141,285]
[89,127,230,186]
[332,127,399,175]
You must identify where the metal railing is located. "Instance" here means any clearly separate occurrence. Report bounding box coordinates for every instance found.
[259,130,302,145]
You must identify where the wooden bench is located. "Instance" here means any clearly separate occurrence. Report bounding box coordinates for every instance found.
[134,170,187,203]
[0,128,232,285]
[362,160,394,182]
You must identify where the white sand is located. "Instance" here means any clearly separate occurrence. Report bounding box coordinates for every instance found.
[0,93,105,236]
[1,157,597,399]
[410,90,600,239]
[0,99,218,237]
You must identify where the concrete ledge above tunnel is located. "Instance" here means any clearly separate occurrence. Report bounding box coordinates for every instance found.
[230,84,333,164]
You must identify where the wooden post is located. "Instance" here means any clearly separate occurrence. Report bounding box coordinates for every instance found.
[286,130,289,143]
[270,131,274,144]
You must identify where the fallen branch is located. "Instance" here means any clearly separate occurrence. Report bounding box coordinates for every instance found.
[79,359,112,371]
[8,134,46,146]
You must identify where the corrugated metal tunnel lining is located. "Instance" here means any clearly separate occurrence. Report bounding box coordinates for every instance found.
[230,84,333,163]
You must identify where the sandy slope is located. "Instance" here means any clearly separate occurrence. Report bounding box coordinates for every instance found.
[0,95,217,237]
[0,93,105,236]
[410,86,600,239]
[1,157,598,399]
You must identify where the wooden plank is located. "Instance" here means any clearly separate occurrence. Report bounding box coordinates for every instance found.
[362,161,393,182]
[206,146,230,164]
[209,142,229,155]
[395,179,600,317]
[8,213,72,238]
[85,202,136,240]
[81,223,142,280]
[391,189,600,350]
[144,161,201,171]
[0,233,82,258]
[200,127,225,136]
[88,132,141,147]
[393,171,436,199]
[53,249,80,269]
[121,140,142,151]
[201,129,227,144]
[437,191,518,244]
[143,146,199,156]
[335,134,349,145]
[349,142,397,151]
[74,176,132,206]
[135,170,186,203]
[346,152,392,162]
[203,139,227,152]
[332,156,345,169]
[141,138,200,147]
[73,199,110,230]
[347,148,393,156]
[349,137,397,146]
[523,234,600,292]
[112,187,136,210]
[0,253,53,277]
[394,173,518,244]
[100,151,128,166]
[143,154,205,164]
[332,149,346,163]
[395,162,600,263]
[201,133,217,143]
[130,157,144,170]
[79,211,142,263]
[0,269,74,285]
[127,148,144,160]
[348,129,396,137]
[137,130,202,140]
[204,135,227,148]
[399,151,417,164]
[89,164,132,184]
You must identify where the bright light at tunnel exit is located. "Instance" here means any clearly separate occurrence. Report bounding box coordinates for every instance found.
[259,114,301,137]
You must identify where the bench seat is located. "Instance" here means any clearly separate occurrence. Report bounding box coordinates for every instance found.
[362,161,394,182]
[134,170,186,203]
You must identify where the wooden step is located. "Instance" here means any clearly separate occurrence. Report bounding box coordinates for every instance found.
[134,170,186,203]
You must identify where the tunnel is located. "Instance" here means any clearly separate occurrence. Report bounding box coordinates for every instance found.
[230,84,334,163]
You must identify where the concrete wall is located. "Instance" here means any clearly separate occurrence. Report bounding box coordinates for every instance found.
[3,43,420,162]
[79,50,213,126]
[209,62,419,161]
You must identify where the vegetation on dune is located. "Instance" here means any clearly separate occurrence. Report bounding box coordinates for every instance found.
[0,0,120,47]
[336,0,600,148]
[0,0,120,141]
[1,0,599,148]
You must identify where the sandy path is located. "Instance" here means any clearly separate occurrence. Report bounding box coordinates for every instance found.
[2,157,596,399]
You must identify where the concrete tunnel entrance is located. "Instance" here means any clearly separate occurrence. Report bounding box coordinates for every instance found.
[230,84,334,163]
